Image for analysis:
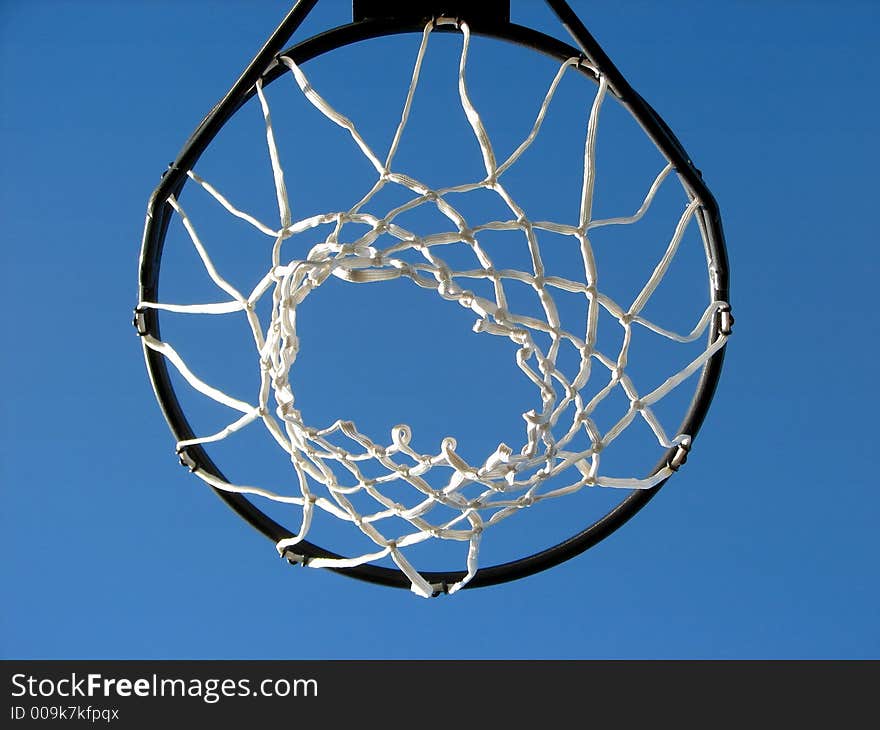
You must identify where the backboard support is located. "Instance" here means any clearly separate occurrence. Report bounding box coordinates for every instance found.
[353,0,510,25]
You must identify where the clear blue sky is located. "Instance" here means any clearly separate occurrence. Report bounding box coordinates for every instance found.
[1,1,877,659]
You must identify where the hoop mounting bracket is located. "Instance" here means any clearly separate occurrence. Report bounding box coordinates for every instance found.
[353,0,510,25]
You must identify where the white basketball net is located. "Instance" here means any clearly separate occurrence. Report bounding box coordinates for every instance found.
[140,20,730,596]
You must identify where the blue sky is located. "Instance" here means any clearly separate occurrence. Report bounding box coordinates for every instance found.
[1,1,877,659]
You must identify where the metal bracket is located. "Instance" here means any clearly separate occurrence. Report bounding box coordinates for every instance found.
[353,0,509,24]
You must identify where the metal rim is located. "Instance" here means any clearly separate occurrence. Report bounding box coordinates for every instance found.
[137,11,730,593]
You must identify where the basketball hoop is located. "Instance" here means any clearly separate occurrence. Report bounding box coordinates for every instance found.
[135,0,732,596]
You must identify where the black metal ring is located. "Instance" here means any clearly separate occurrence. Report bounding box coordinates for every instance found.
[138,8,730,592]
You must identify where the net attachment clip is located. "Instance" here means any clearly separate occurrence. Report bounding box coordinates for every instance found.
[177,447,198,472]
[718,304,734,336]
[132,308,148,336]
[430,581,450,597]
[667,440,691,472]
[433,16,461,30]
[283,548,310,567]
